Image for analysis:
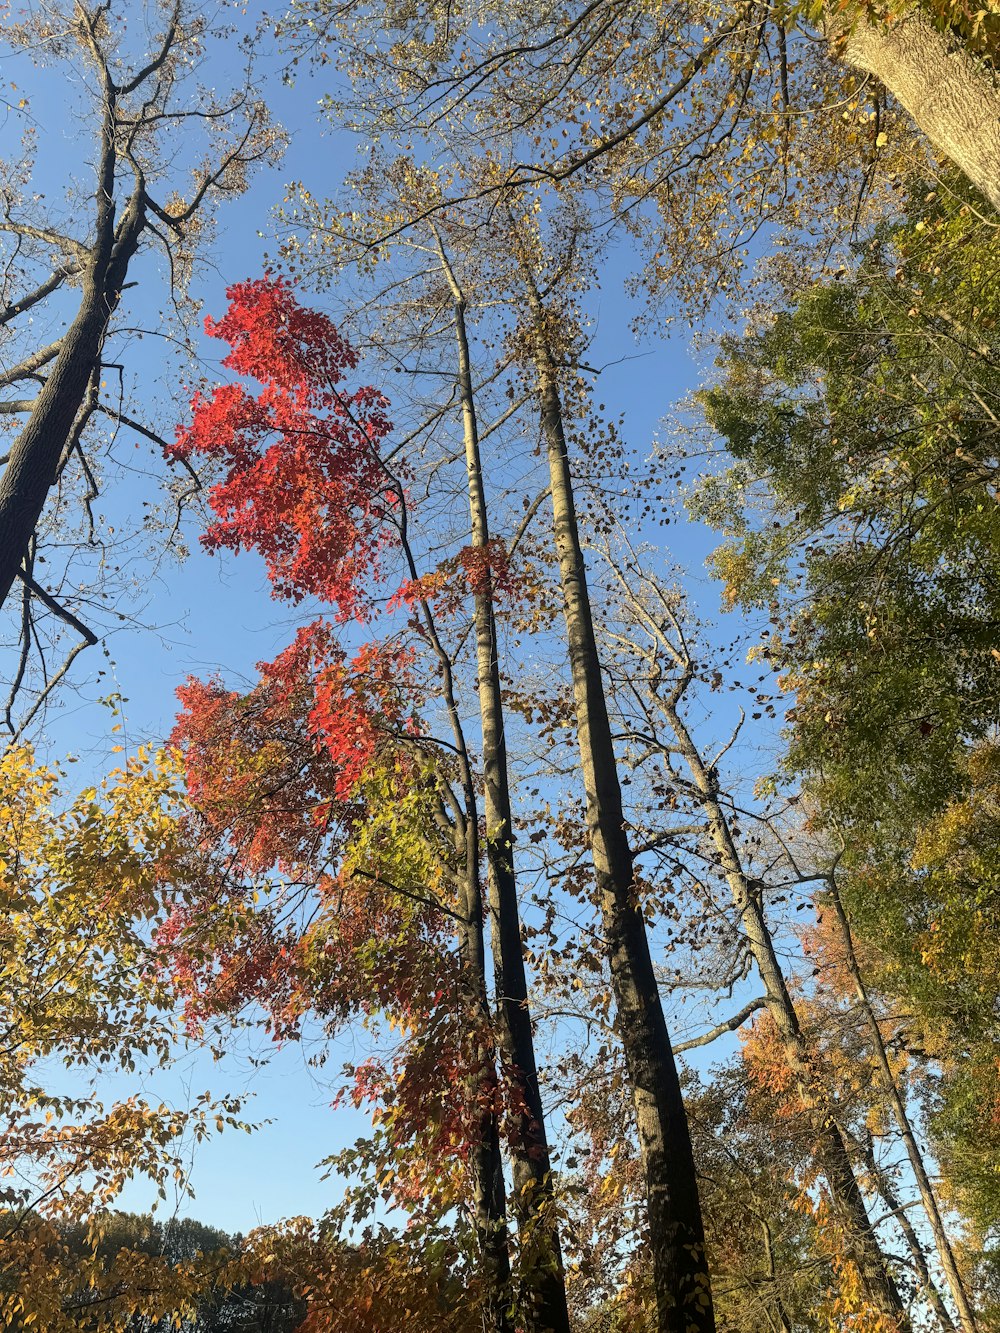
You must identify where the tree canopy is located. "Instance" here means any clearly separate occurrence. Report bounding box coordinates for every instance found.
[1,3,998,1332]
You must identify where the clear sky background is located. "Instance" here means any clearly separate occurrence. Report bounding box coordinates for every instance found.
[2,5,772,1238]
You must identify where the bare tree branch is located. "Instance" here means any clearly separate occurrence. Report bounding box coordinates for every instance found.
[0,264,80,329]
[673,998,768,1054]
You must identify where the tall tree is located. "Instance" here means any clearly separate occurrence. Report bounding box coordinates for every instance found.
[276,158,573,1332]
[820,868,979,1332]
[591,540,912,1327]
[277,151,718,1328]
[433,231,571,1333]
[163,277,552,1331]
[691,182,1000,823]
[503,216,716,1333]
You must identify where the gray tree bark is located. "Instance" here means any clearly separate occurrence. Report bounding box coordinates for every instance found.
[841,9,1000,210]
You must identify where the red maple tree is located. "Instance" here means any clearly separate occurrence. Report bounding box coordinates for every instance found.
[160,280,509,1291]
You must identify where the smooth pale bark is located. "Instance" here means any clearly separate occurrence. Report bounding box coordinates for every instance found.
[395,497,514,1333]
[826,875,978,1333]
[516,251,715,1333]
[840,9,1000,210]
[856,1137,956,1332]
[435,235,571,1333]
[661,699,909,1328]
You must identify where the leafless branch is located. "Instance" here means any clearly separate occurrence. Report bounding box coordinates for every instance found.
[673,997,768,1053]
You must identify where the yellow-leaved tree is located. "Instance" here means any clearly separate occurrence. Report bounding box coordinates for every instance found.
[0,743,246,1330]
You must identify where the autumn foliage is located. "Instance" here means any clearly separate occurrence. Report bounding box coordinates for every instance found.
[158,280,510,1288]
[6,2,1000,1329]
[169,278,394,618]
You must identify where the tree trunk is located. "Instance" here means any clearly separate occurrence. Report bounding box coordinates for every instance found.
[839,9,1000,211]
[826,873,977,1332]
[759,1216,794,1333]
[662,699,909,1329]
[0,87,146,611]
[856,1137,956,1333]
[460,882,516,1333]
[396,494,514,1333]
[516,250,715,1333]
[436,237,571,1333]
[452,721,512,1333]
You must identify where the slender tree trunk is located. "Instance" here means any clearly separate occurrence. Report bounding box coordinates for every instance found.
[826,874,977,1332]
[856,1137,957,1333]
[515,248,716,1333]
[759,1217,794,1333]
[836,9,1000,211]
[459,867,515,1333]
[436,235,571,1333]
[392,491,513,1333]
[662,699,909,1329]
[0,92,146,609]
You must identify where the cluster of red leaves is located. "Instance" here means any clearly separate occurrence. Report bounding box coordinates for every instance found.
[171,621,413,877]
[158,860,446,1042]
[456,538,517,599]
[161,279,502,1223]
[158,854,452,1042]
[307,903,450,1026]
[156,900,304,1037]
[162,622,421,1033]
[169,277,394,620]
[388,538,519,619]
[340,1021,501,1206]
[309,637,416,773]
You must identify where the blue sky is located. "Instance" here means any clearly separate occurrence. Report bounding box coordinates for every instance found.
[2,7,774,1237]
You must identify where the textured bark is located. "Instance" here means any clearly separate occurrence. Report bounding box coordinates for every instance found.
[0,83,146,610]
[517,252,715,1333]
[826,875,977,1332]
[447,712,513,1333]
[460,877,515,1333]
[840,9,1000,210]
[662,701,909,1329]
[436,238,571,1333]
